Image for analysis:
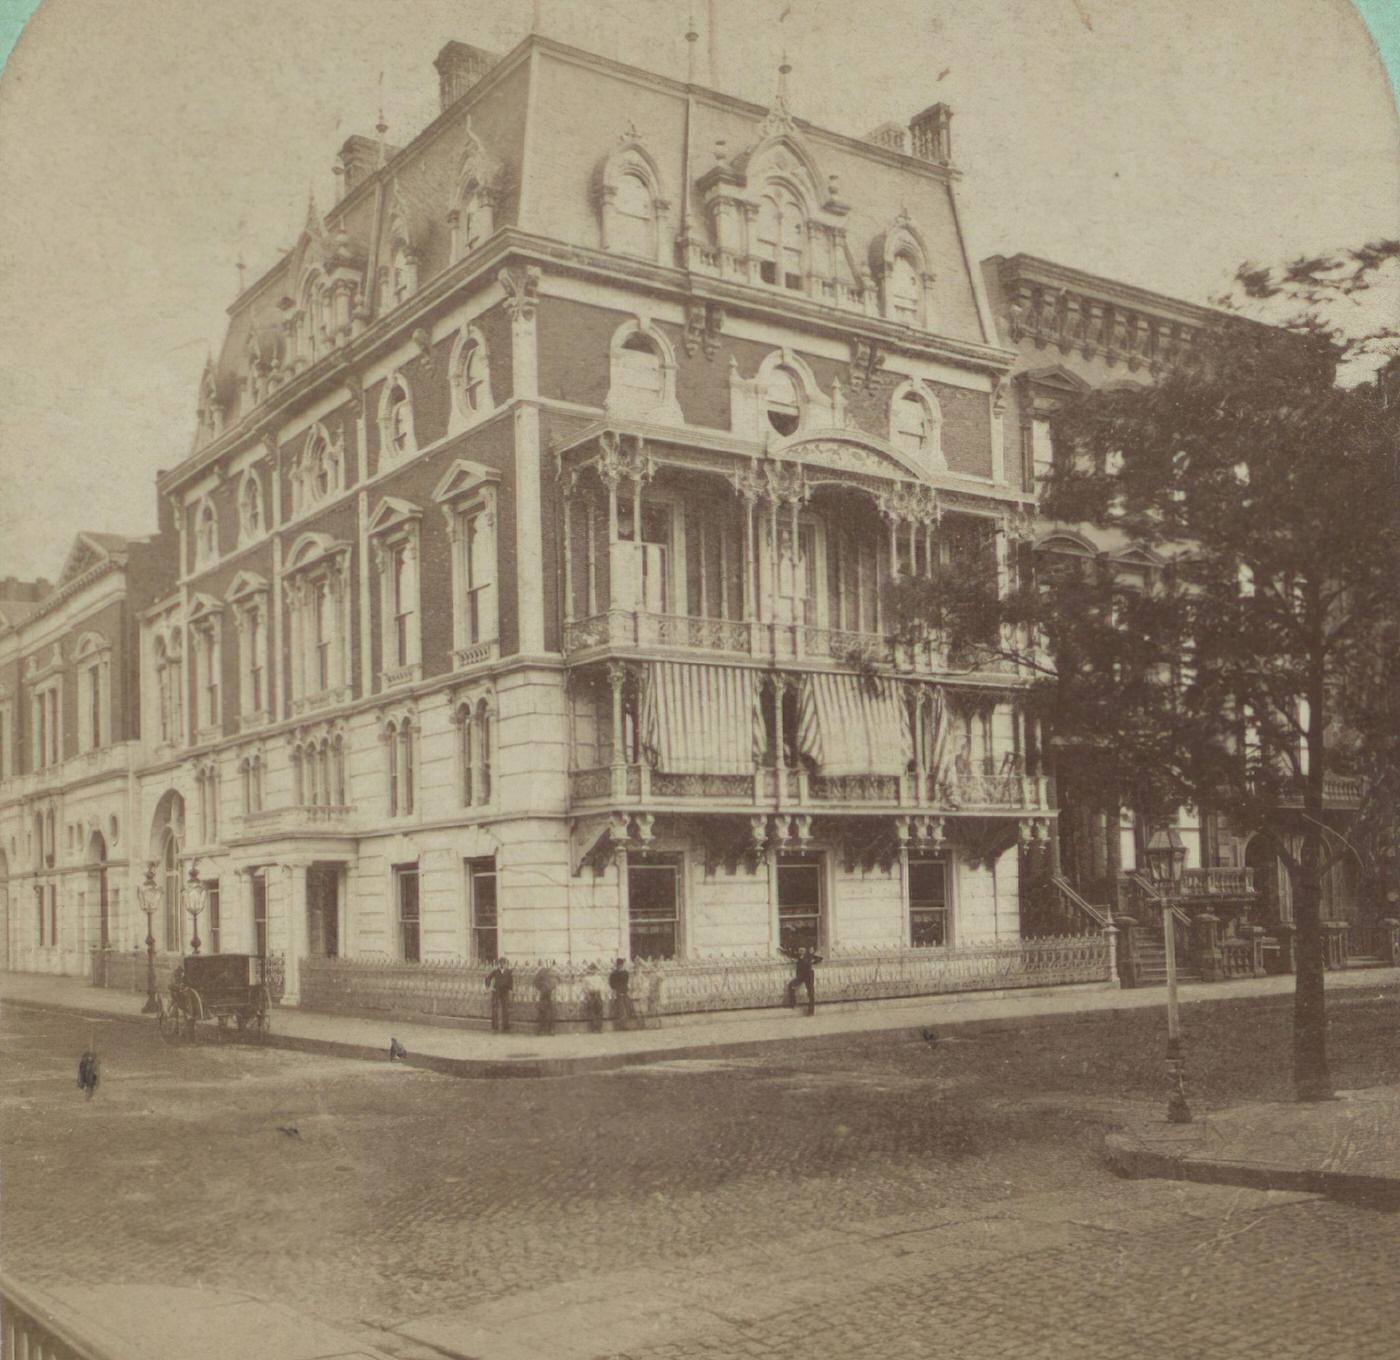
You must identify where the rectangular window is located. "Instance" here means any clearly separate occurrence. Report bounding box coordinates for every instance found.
[628,855,680,960]
[50,884,58,948]
[395,865,420,963]
[461,506,496,645]
[87,663,103,749]
[909,858,949,947]
[252,873,267,957]
[248,608,264,712]
[205,880,221,954]
[36,885,44,946]
[468,858,498,962]
[777,854,823,953]
[391,544,412,667]
[315,581,333,692]
[1030,418,1054,490]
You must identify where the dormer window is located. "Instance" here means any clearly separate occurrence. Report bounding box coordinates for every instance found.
[612,173,655,258]
[765,367,802,436]
[458,187,488,257]
[889,254,920,325]
[390,243,416,306]
[757,189,805,291]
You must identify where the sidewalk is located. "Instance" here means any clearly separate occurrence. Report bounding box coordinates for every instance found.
[1107,1083,1400,1209]
[4,963,1397,1078]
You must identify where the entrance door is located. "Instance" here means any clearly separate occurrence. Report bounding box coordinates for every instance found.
[627,855,681,960]
[777,854,824,953]
[251,873,268,957]
[307,865,340,958]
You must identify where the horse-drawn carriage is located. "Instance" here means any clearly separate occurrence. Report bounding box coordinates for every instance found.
[156,953,281,1042]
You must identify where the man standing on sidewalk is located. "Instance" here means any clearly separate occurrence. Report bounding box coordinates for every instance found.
[486,958,514,1034]
[609,958,638,1030]
[784,946,821,1016]
[533,961,559,1036]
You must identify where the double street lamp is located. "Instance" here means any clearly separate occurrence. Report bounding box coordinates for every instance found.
[134,858,210,1014]
[1145,825,1192,1124]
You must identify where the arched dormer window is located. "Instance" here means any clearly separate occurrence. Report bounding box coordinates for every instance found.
[598,142,667,263]
[238,470,264,543]
[874,220,933,329]
[450,121,504,261]
[390,242,416,306]
[756,187,805,291]
[606,319,682,423]
[379,372,416,462]
[889,380,944,470]
[195,499,219,568]
[449,328,494,430]
[456,183,491,259]
[298,271,325,365]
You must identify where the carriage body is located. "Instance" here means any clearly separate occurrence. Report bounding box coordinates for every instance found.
[157,953,272,1042]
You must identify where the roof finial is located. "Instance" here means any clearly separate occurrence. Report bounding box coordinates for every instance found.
[376,70,388,165]
[777,49,792,110]
[236,254,246,295]
[686,13,699,83]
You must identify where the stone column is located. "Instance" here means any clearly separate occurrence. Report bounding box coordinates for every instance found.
[502,266,546,655]
[1192,912,1223,982]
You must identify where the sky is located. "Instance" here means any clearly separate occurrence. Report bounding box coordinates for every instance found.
[0,0,1396,582]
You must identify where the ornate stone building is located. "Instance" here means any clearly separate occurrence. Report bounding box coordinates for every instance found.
[1,33,1378,1008]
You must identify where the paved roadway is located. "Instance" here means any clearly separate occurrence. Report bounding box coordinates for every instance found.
[3,1001,1397,1359]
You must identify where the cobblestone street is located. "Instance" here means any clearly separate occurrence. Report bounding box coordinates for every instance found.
[4,991,1398,1357]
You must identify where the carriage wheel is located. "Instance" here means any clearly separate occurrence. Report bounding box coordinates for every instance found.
[157,997,180,1045]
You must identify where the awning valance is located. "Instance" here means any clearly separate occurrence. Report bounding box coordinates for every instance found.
[797,673,910,776]
[640,662,765,774]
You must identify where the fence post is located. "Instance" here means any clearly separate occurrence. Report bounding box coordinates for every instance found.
[1240,924,1266,977]
[1102,923,1121,989]
[1272,923,1296,975]
[1381,919,1400,967]
[1192,913,1223,983]
[1114,915,1139,988]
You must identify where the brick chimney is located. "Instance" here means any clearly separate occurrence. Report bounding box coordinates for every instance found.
[908,103,953,165]
[434,42,499,113]
[336,135,383,197]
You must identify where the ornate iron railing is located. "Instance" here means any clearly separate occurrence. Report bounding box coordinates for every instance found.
[569,766,612,801]
[650,771,756,798]
[953,772,1027,807]
[296,936,1110,1025]
[810,773,902,803]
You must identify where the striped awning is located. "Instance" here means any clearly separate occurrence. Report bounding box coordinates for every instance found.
[640,662,765,774]
[797,673,910,776]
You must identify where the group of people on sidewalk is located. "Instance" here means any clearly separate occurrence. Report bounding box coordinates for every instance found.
[483,957,658,1035]
[482,946,824,1035]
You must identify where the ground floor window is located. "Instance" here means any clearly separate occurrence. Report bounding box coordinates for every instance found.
[49,884,58,949]
[909,857,949,947]
[777,854,823,953]
[468,857,497,962]
[628,854,681,960]
[307,865,340,958]
[35,884,44,946]
[205,880,221,954]
[251,872,267,957]
[395,865,420,963]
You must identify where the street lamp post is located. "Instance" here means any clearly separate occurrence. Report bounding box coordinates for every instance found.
[137,863,162,1014]
[183,860,208,956]
[1146,826,1191,1124]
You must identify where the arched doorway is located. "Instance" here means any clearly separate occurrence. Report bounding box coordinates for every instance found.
[149,790,186,953]
[87,832,109,949]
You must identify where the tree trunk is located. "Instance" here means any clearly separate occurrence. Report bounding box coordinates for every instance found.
[1293,670,1332,1101]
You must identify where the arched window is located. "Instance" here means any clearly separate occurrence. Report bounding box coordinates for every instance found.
[455,335,489,418]
[889,254,921,325]
[386,719,415,816]
[611,172,655,258]
[239,473,263,542]
[399,723,415,815]
[893,391,930,453]
[458,186,489,258]
[162,830,181,951]
[475,701,492,804]
[889,382,944,469]
[197,502,218,566]
[292,747,305,806]
[617,332,663,400]
[765,367,802,437]
[302,428,341,507]
[756,189,805,291]
[332,734,346,806]
[381,373,415,461]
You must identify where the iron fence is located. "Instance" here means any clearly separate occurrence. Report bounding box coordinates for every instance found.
[296,934,1111,1025]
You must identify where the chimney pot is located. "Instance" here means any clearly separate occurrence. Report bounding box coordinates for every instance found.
[434,41,499,113]
[908,102,953,165]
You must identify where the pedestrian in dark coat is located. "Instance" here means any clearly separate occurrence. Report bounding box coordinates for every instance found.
[608,958,638,1030]
[533,962,559,1036]
[77,1049,100,1099]
[582,962,606,1032]
[486,958,515,1033]
[784,947,822,1016]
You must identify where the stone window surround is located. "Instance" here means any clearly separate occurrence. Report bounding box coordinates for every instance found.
[73,631,112,754]
[453,685,496,810]
[434,460,501,670]
[377,369,418,465]
[368,498,424,692]
[187,595,225,745]
[284,534,354,717]
[887,377,946,471]
[226,571,271,727]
